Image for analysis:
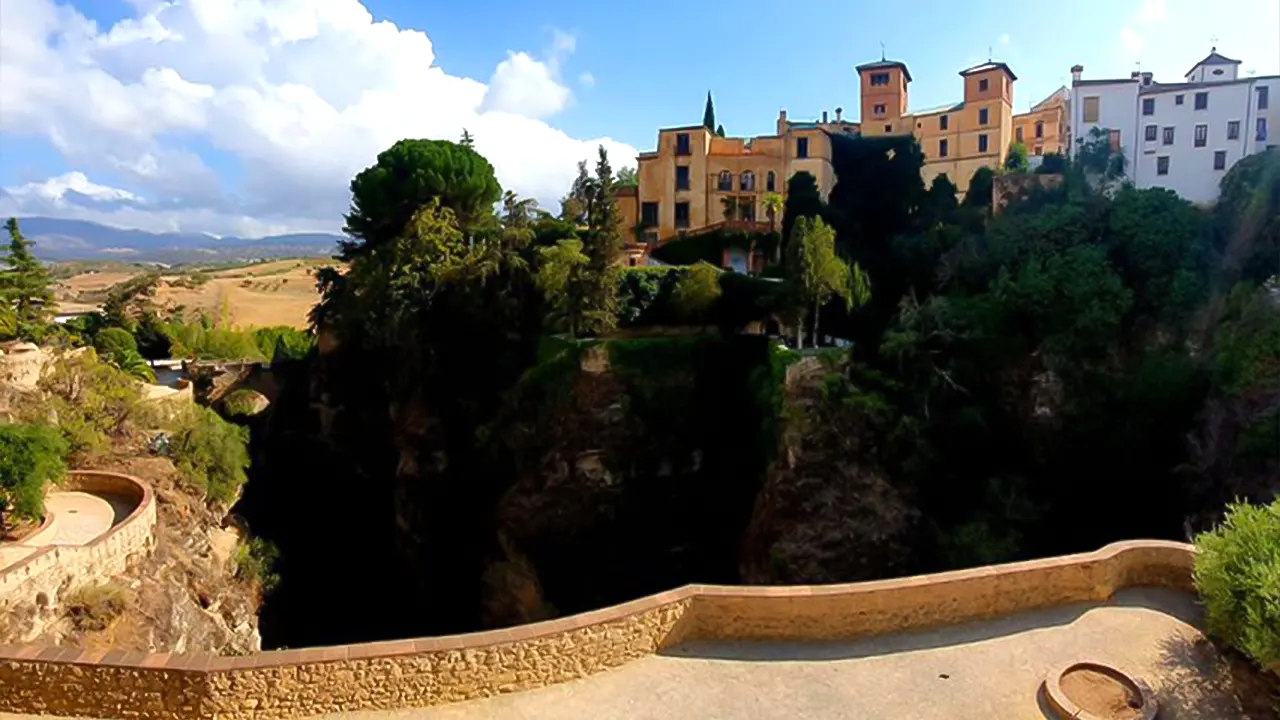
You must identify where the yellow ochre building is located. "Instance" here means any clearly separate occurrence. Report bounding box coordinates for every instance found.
[628,56,1068,245]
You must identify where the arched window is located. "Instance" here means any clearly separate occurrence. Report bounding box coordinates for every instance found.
[766,171,776,192]
[1035,121,1044,139]
[718,170,733,191]
[740,170,755,191]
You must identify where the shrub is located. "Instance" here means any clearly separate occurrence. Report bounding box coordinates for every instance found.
[251,326,314,363]
[222,389,268,417]
[233,537,280,594]
[1193,498,1280,669]
[36,352,146,456]
[0,423,68,524]
[672,262,723,320]
[167,405,250,505]
[64,583,129,632]
[94,327,137,356]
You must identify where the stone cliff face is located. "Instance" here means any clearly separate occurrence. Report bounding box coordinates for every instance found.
[1,453,260,654]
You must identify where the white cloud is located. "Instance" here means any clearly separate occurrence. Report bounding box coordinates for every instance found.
[1120,27,1145,56]
[999,33,1010,46]
[1138,0,1167,24]
[0,1,635,236]
[578,72,595,88]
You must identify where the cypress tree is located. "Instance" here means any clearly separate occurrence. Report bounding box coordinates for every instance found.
[703,91,716,132]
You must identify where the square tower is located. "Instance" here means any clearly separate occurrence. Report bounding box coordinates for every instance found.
[856,59,912,135]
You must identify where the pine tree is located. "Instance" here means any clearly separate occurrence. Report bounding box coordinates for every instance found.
[0,218,53,339]
[559,160,593,226]
[703,91,716,132]
[577,146,622,334]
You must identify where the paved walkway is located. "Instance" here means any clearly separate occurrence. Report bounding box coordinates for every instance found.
[0,492,130,571]
[0,589,1251,720]
[330,588,1245,720]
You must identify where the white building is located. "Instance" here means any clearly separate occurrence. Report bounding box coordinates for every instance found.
[1069,49,1277,204]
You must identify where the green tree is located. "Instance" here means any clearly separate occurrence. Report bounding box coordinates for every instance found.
[101,271,160,329]
[0,218,54,339]
[576,146,623,335]
[0,423,67,525]
[1213,148,1279,286]
[781,171,824,254]
[1003,143,1030,173]
[963,167,996,210]
[762,192,784,237]
[720,195,738,222]
[716,124,726,138]
[0,300,17,341]
[559,160,594,226]
[536,239,591,335]
[35,352,144,455]
[93,327,155,381]
[703,91,716,131]
[671,262,722,320]
[342,139,502,258]
[785,216,869,347]
[615,167,639,187]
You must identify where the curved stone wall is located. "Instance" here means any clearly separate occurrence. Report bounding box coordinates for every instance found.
[0,539,1194,719]
[0,471,156,611]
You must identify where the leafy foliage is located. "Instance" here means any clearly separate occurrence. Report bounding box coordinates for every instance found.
[672,262,722,319]
[234,537,281,595]
[1194,499,1280,669]
[168,405,251,505]
[784,216,869,346]
[0,423,68,524]
[781,171,824,248]
[36,352,146,456]
[343,138,502,258]
[0,218,54,340]
[94,327,155,381]
[1003,143,1029,173]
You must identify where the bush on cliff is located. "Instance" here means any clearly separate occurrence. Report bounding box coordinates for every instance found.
[1193,498,1280,670]
[167,405,250,505]
[0,422,68,525]
[36,352,146,456]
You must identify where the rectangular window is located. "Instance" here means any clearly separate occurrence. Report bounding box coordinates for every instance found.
[979,78,989,92]
[674,202,690,229]
[675,165,690,191]
[1083,96,1100,122]
[1194,124,1208,147]
[1175,94,1184,105]
[873,103,886,116]
[641,202,659,227]
[1109,129,1121,152]
[883,124,892,133]
[1035,121,1044,139]
[1034,146,1043,156]
[1145,124,1158,142]
[939,139,949,157]
[1259,118,1269,142]
[979,107,989,125]
[1142,98,1155,116]
[1259,86,1270,110]
[1227,120,1240,140]
[1194,92,1209,110]
[1162,126,1175,145]
[1157,156,1170,176]
[1213,151,1227,170]
[1016,127,1023,143]
[796,137,808,158]
[870,72,890,87]
[939,114,949,130]
[978,134,989,153]
[675,133,691,156]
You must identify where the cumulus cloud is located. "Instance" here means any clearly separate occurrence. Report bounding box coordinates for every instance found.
[0,0,632,236]
[578,72,596,88]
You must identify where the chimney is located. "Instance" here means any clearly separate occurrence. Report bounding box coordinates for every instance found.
[822,110,828,123]
[1070,64,1084,84]
[1130,71,1141,79]
[1141,72,1153,86]
[777,109,788,136]
[835,106,843,122]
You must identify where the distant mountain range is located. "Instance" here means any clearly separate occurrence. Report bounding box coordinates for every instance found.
[13,217,342,264]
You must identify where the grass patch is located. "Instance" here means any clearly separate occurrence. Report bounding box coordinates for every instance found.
[64,584,129,632]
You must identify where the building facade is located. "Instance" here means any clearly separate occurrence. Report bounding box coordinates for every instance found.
[634,56,1069,244]
[1069,49,1277,204]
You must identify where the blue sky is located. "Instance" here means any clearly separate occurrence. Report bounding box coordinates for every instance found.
[0,0,1276,236]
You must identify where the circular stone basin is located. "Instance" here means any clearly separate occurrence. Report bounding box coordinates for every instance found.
[1044,662,1156,720]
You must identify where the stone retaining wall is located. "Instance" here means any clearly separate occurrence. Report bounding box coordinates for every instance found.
[0,539,1194,719]
[0,471,156,612]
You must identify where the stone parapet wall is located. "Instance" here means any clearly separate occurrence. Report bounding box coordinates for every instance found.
[0,540,1195,719]
[0,471,156,611]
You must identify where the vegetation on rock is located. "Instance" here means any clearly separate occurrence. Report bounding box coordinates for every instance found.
[0,422,67,524]
[1194,498,1280,670]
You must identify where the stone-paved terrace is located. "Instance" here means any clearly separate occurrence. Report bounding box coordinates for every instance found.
[326,589,1242,720]
[2,587,1248,720]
